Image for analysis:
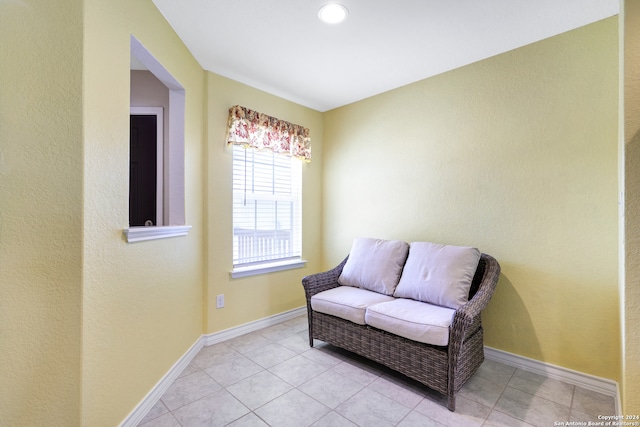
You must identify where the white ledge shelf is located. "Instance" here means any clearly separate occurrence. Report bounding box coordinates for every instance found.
[123,225,192,243]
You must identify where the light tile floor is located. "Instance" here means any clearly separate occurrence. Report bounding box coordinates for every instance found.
[138,315,615,427]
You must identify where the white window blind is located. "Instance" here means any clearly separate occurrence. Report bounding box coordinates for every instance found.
[232,145,302,266]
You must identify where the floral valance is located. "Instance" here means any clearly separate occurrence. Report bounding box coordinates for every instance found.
[225,105,311,162]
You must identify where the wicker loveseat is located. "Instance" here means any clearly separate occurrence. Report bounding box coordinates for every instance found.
[302,238,500,411]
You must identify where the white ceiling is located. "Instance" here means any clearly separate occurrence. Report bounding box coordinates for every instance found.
[151,0,618,112]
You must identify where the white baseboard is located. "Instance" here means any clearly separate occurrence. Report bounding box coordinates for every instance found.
[119,337,204,427]
[484,346,621,413]
[202,306,306,346]
[119,306,306,426]
[123,314,621,425]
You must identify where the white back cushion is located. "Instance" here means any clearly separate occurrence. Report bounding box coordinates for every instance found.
[394,242,480,309]
[338,237,409,295]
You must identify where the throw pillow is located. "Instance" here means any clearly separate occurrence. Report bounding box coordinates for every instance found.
[338,237,409,295]
[394,242,481,309]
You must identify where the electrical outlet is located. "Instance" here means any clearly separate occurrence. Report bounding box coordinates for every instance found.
[216,294,224,309]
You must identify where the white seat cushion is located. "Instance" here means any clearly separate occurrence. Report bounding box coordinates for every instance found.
[311,286,395,325]
[338,237,409,295]
[365,298,455,346]
[394,242,480,309]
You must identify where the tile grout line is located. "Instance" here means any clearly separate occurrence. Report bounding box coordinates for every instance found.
[139,317,616,427]
[480,361,516,427]
[488,370,579,427]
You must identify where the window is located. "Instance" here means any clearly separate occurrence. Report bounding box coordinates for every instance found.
[232,145,302,273]
[226,105,310,276]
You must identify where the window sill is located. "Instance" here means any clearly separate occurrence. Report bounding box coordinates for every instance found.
[123,225,192,243]
[231,259,307,279]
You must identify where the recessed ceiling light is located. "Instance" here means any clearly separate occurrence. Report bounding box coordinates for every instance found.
[318,4,348,24]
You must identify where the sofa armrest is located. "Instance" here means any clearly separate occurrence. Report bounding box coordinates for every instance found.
[459,254,500,321]
[302,256,349,299]
[450,254,501,343]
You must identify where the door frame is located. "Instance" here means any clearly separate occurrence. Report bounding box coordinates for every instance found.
[130,107,164,226]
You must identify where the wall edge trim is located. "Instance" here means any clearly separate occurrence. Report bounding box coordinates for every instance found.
[119,306,306,426]
[203,306,306,346]
[122,317,619,425]
[119,336,204,427]
[484,346,620,412]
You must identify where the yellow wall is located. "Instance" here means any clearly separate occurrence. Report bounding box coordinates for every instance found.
[0,1,83,425]
[1,1,321,424]
[623,0,640,414]
[204,73,324,333]
[82,0,204,425]
[323,18,620,381]
[0,1,628,424]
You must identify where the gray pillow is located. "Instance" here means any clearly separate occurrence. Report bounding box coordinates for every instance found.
[394,242,480,309]
[338,237,409,295]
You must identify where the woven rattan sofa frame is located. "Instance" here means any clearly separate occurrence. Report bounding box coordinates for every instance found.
[302,253,500,411]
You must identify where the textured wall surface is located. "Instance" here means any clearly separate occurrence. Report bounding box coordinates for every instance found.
[323,18,620,381]
[1,1,628,424]
[82,1,204,425]
[623,0,640,413]
[0,0,84,425]
[204,73,324,333]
